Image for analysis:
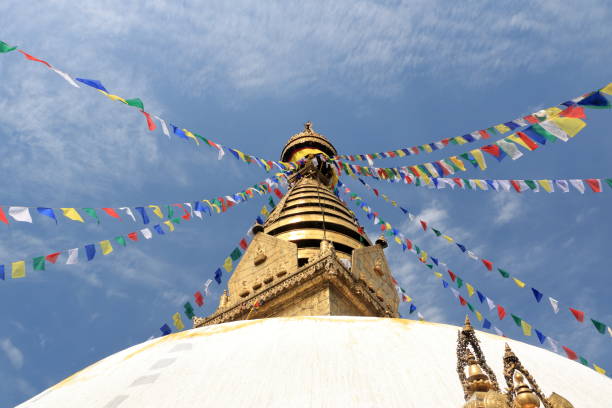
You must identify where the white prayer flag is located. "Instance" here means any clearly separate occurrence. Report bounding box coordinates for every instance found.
[470,131,482,140]
[217,146,225,160]
[466,251,479,260]
[8,207,32,223]
[555,180,570,192]
[513,118,528,127]
[496,139,524,160]
[119,207,136,222]
[493,326,504,336]
[366,156,374,166]
[154,115,170,138]
[570,179,585,194]
[549,297,559,314]
[50,67,80,88]
[547,337,559,353]
[486,297,496,311]
[450,288,460,298]
[540,120,569,142]
[140,228,152,239]
[66,248,79,264]
[497,180,511,192]
[204,279,213,295]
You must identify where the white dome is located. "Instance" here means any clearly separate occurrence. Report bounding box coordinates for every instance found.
[18,317,610,408]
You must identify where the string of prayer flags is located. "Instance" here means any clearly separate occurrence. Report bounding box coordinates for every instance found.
[1,41,297,173]
[160,324,171,336]
[338,179,611,339]
[332,86,600,163]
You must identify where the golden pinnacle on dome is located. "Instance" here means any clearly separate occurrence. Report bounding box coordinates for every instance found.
[463,315,474,332]
[503,343,515,360]
[513,373,541,408]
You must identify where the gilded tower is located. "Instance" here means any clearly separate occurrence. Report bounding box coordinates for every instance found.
[195,122,400,327]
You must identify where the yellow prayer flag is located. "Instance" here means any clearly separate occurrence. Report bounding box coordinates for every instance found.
[421,173,431,185]
[11,260,25,279]
[454,136,468,145]
[260,206,269,217]
[100,240,113,255]
[391,201,397,207]
[203,200,220,213]
[420,250,428,263]
[422,144,433,153]
[183,129,200,145]
[538,180,553,192]
[443,235,454,243]
[394,236,402,245]
[475,311,483,321]
[545,107,562,118]
[507,134,533,151]
[470,149,487,170]
[148,205,164,219]
[466,283,475,297]
[593,364,606,375]
[61,208,84,222]
[450,156,466,172]
[512,277,526,288]
[521,320,532,336]
[474,179,487,190]
[172,312,185,330]
[163,220,175,232]
[396,149,406,157]
[494,124,511,134]
[424,163,439,178]
[434,272,443,278]
[601,82,612,95]
[549,117,586,138]
[99,90,127,104]
[223,257,233,273]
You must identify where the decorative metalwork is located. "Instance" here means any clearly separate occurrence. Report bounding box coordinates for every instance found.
[503,344,556,408]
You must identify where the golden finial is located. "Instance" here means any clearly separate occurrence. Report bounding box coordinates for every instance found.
[514,373,540,408]
[463,315,473,332]
[304,121,313,133]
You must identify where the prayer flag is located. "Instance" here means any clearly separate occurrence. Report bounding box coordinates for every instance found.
[153,224,165,235]
[46,252,60,264]
[0,40,17,53]
[119,207,136,222]
[172,312,184,330]
[466,283,475,297]
[204,279,213,294]
[85,244,96,261]
[497,304,506,320]
[577,91,610,108]
[562,346,578,360]
[230,248,242,261]
[163,220,175,232]
[184,302,195,319]
[470,149,487,170]
[475,311,483,321]
[66,248,79,264]
[100,240,113,255]
[0,208,8,224]
[148,205,163,219]
[9,207,32,223]
[476,291,485,304]
[570,179,585,194]
[135,207,150,224]
[521,320,532,336]
[160,324,171,336]
[127,232,138,241]
[601,82,612,95]
[496,139,523,160]
[512,277,525,288]
[82,208,100,223]
[459,296,467,306]
[61,208,84,222]
[549,297,559,314]
[481,259,493,271]
[37,207,57,223]
[125,98,144,109]
[591,319,606,334]
[115,236,127,246]
[11,261,25,279]
[194,291,204,307]
[214,268,222,284]
[585,179,602,192]
[569,308,585,323]
[223,257,233,272]
[593,364,606,375]
[75,78,108,92]
[18,50,51,67]
[141,228,152,239]
[102,208,121,219]
[531,288,543,303]
[33,256,45,271]
[0,265,3,280]
[498,268,510,278]
[409,304,416,314]
[482,318,491,329]
[511,314,522,328]
[549,117,586,137]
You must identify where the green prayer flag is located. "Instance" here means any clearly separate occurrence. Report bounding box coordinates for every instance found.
[415,177,421,187]
[82,208,100,224]
[579,356,589,366]
[166,205,174,218]
[33,256,45,271]
[449,138,459,145]
[170,217,181,224]
[125,98,144,110]
[415,246,420,254]
[115,236,127,247]
[591,319,607,334]
[467,303,475,313]
[487,126,499,136]
[531,123,558,143]
[498,268,510,278]
[445,158,460,172]
[524,180,537,190]
[605,179,612,189]
[426,264,433,269]
[511,314,522,328]
[460,153,478,168]
[432,228,441,237]
[0,40,17,53]
[463,178,472,189]
[456,278,463,289]
[230,247,242,261]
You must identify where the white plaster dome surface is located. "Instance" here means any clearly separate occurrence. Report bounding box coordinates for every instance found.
[18,317,611,408]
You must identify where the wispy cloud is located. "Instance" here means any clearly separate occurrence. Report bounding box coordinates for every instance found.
[0,338,24,370]
[491,193,522,225]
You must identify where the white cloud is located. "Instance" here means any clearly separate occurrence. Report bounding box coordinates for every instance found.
[0,338,24,370]
[491,193,522,225]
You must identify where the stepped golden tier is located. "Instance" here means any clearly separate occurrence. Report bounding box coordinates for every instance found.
[18,124,610,408]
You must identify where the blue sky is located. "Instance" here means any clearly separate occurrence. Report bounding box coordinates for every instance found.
[1,1,611,405]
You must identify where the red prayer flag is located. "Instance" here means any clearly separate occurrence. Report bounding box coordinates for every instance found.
[481,259,493,271]
[585,179,602,193]
[437,161,451,176]
[560,106,586,119]
[420,220,427,231]
[510,180,522,193]
[140,110,156,131]
[441,138,451,146]
[194,291,204,307]
[387,151,396,158]
[448,270,456,282]
[410,147,420,155]
[516,132,539,150]
[480,145,503,159]
[239,238,248,250]
[373,189,379,197]
[0,207,8,224]
[18,50,51,68]
[102,208,121,219]
[478,130,491,139]
[405,239,412,250]
[452,178,463,187]
[497,305,506,320]
[127,232,138,241]
[391,277,398,285]
[569,307,585,323]
[45,252,61,264]
[562,346,578,360]
[524,115,539,124]
[459,296,467,306]
[274,188,283,199]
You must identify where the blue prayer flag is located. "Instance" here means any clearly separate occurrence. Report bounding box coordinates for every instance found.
[214,268,222,284]
[578,91,610,108]
[456,243,467,252]
[256,216,264,225]
[75,78,108,92]
[135,207,150,224]
[535,329,546,344]
[85,244,96,261]
[171,125,189,140]
[482,319,491,329]
[37,207,57,223]
[431,257,438,266]
[476,291,486,304]
[463,134,475,142]
[228,148,240,160]
[486,180,497,190]
[504,121,520,130]
[429,143,438,151]
[442,280,449,288]
[531,288,543,303]
[399,207,408,214]
[154,224,165,235]
[0,265,4,280]
[409,304,416,314]
[160,324,171,336]
[522,126,547,145]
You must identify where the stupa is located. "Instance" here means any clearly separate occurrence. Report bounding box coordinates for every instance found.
[17,123,611,408]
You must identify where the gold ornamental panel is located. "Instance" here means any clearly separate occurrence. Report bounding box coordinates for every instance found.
[266,213,362,235]
[275,229,364,250]
[276,206,356,224]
